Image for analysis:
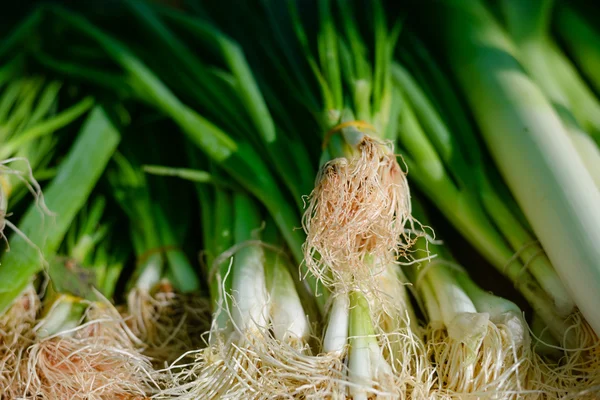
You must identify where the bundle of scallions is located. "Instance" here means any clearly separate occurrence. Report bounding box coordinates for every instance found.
[0,0,598,398]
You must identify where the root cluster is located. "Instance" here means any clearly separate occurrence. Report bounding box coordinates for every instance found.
[530,314,600,399]
[303,136,415,291]
[24,302,156,399]
[125,284,212,366]
[0,288,39,398]
[427,316,534,399]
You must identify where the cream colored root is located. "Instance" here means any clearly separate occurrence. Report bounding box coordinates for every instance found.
[429,319,534,400]
[303,136,416,290]
[24,302,156,400]
[249,330,347,399]
[365,270,436,398]
[374,316,435,399]
[259,352,346,399]
[530,313,600,399]
[159,321,347,400]
[361,328,436,400]
[159,330,269,400]
[158,308,431,399]
[0,287,40,399]
[125,284,212,366]
[260,327,424,399]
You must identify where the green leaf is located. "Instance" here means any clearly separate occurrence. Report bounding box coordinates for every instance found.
[0,106,120,314]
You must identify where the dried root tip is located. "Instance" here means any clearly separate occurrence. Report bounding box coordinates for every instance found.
[24,302,157,399]
[427,316,531,399]
[0,287,40,398]
[303,136,417,290]
[531,314,600,399]
[125,285,212,366]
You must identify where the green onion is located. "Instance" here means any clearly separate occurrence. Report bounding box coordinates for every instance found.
[392,40,576,344]
[432,0,600,340]
[39,6,323,311]
[406,198,531,396]
[108,147,209,365]
[499,0,600,187]
[347,290,395,400]
[279,0,415,292]
[163,187,316,399]
[0,107,147,399]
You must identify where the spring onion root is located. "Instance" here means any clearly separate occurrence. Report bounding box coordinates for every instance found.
[303,134,414,291]
[26,299,156,399]
[0,286,39,398]
[125,283,212,366]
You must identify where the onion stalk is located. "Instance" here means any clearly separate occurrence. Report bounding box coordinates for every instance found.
[108,149,209,367]
[391,38,580,346]
[35,5,324,312]
[293,0,417,291]
[0,60,93,241]
[499,0,600,187]
[317,279,433,399]
[407,199,533,398]
[161,185,317,399]
[429,0,600,341]
[0,106,119,315]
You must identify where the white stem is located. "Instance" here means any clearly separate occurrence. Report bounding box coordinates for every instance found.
[426,266,476,327]
[421,279,443,327]
[135,253,163,291]
[373,264,418,329]
[36,294,86,339]
[568,125,600,190]
[441,0,600,336]
[348,291,393,400]
[269,259,309,343]
[231,244,268,331]
[468,287,527,346]
[426,266,487,358]
[323,292,349,354]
